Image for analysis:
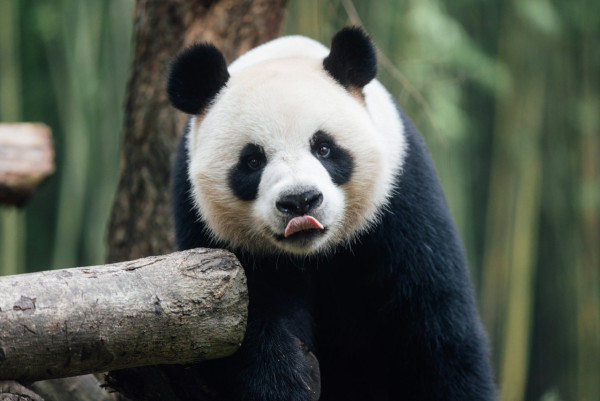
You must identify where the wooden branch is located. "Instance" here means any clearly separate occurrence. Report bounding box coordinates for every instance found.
[29,375,121,401]
[0,380,44,401]
[0,374,123,401]
[0,248,248,382]
[0,123,54,207]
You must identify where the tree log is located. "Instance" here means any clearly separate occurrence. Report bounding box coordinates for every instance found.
[0,248,247,382]
[0,380,44,401]
[29,375,122,401]
[0,123,54,207]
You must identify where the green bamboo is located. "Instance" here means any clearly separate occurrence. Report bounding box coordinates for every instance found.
[480,3,549,400]
[0,0,25,276]
[82,0,133,266]
[574,32,600,401]
[37,1,104,269]
[496,79,544,401]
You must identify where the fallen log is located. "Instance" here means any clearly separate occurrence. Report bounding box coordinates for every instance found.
[0,123,54,206]
[28,375,120,401]
[0,248,248,382]
[0,380,44,401]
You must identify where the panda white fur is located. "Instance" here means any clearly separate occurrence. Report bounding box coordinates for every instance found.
[168,27,496,401]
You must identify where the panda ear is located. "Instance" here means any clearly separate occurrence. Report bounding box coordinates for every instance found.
[167,43,230,115]
[323,27,377,90]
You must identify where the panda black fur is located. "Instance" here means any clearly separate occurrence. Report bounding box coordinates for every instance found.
[169,27,496,401]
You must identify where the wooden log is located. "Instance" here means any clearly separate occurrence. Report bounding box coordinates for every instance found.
[0,380,44,401]
[29,375,120,401]
[0,123,54,207]
[0,248,248,382]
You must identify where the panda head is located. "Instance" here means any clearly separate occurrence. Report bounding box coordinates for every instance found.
[167,27,404,256]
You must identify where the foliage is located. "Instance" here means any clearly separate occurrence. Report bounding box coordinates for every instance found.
[0,0,134,271]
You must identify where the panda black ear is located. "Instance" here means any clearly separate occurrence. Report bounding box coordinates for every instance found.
[323,27,377,89]
[167,43,230,115]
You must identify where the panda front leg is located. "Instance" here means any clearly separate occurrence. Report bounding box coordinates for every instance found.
[395,294,497,400]
[213,268,320,401]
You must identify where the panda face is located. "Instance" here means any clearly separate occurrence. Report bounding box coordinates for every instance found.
[186,57,400,255]
[168,30,407,256]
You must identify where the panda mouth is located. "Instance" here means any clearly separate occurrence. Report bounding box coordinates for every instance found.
[284,216,324,237]
[273,216,326,242]
[274,228,327,242]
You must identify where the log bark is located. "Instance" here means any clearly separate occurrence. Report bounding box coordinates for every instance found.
[0,124,54,207]
[0,248,247,382]
[0,381,44,401]
[29,375,122,401]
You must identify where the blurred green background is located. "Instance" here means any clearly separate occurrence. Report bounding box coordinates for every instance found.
[0,1,598,400]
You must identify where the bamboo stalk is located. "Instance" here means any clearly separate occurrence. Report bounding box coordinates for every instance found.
[481,4,546,400]
[38,1,93,270]
[0,0,26,279]
[574,35,600,401]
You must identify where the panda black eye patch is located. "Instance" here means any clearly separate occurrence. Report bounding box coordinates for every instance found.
[228,143,266,201]
[310,131,353,185]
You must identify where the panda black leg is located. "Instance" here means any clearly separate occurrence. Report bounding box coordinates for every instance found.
[390,292,497,400]
[214,267,319,401]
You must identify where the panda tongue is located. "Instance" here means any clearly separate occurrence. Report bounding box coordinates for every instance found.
[284,216,324,238]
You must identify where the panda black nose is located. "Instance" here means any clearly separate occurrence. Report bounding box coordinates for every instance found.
[276,190,323,215]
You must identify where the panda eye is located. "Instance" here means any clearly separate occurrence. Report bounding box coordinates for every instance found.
[317,143,331,158]
[246,155,263,170]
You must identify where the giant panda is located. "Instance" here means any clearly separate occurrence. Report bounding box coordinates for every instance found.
[168,27,496,401]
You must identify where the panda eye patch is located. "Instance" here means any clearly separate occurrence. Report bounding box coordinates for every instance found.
[310,131,353,185]
[228,143,266,201]
[238,144,266,171]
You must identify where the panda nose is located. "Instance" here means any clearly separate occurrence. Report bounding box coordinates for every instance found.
[276,190,323,215]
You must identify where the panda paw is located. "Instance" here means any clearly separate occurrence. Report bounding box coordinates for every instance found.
[218,336,320,401]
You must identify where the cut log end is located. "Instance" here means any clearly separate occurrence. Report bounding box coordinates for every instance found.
[0,123,55,207]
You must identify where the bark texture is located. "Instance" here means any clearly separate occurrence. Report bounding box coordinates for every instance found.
[106,0,286,263]
[29,375,123,401]
[0,124,54,207]
[0,381,44,401]
[0,248,247,382]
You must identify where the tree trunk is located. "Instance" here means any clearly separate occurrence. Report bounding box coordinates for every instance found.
[104,0,287,399]
[106,0,286,263]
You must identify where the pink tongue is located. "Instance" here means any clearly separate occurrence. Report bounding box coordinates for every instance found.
[284,216,324,238]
